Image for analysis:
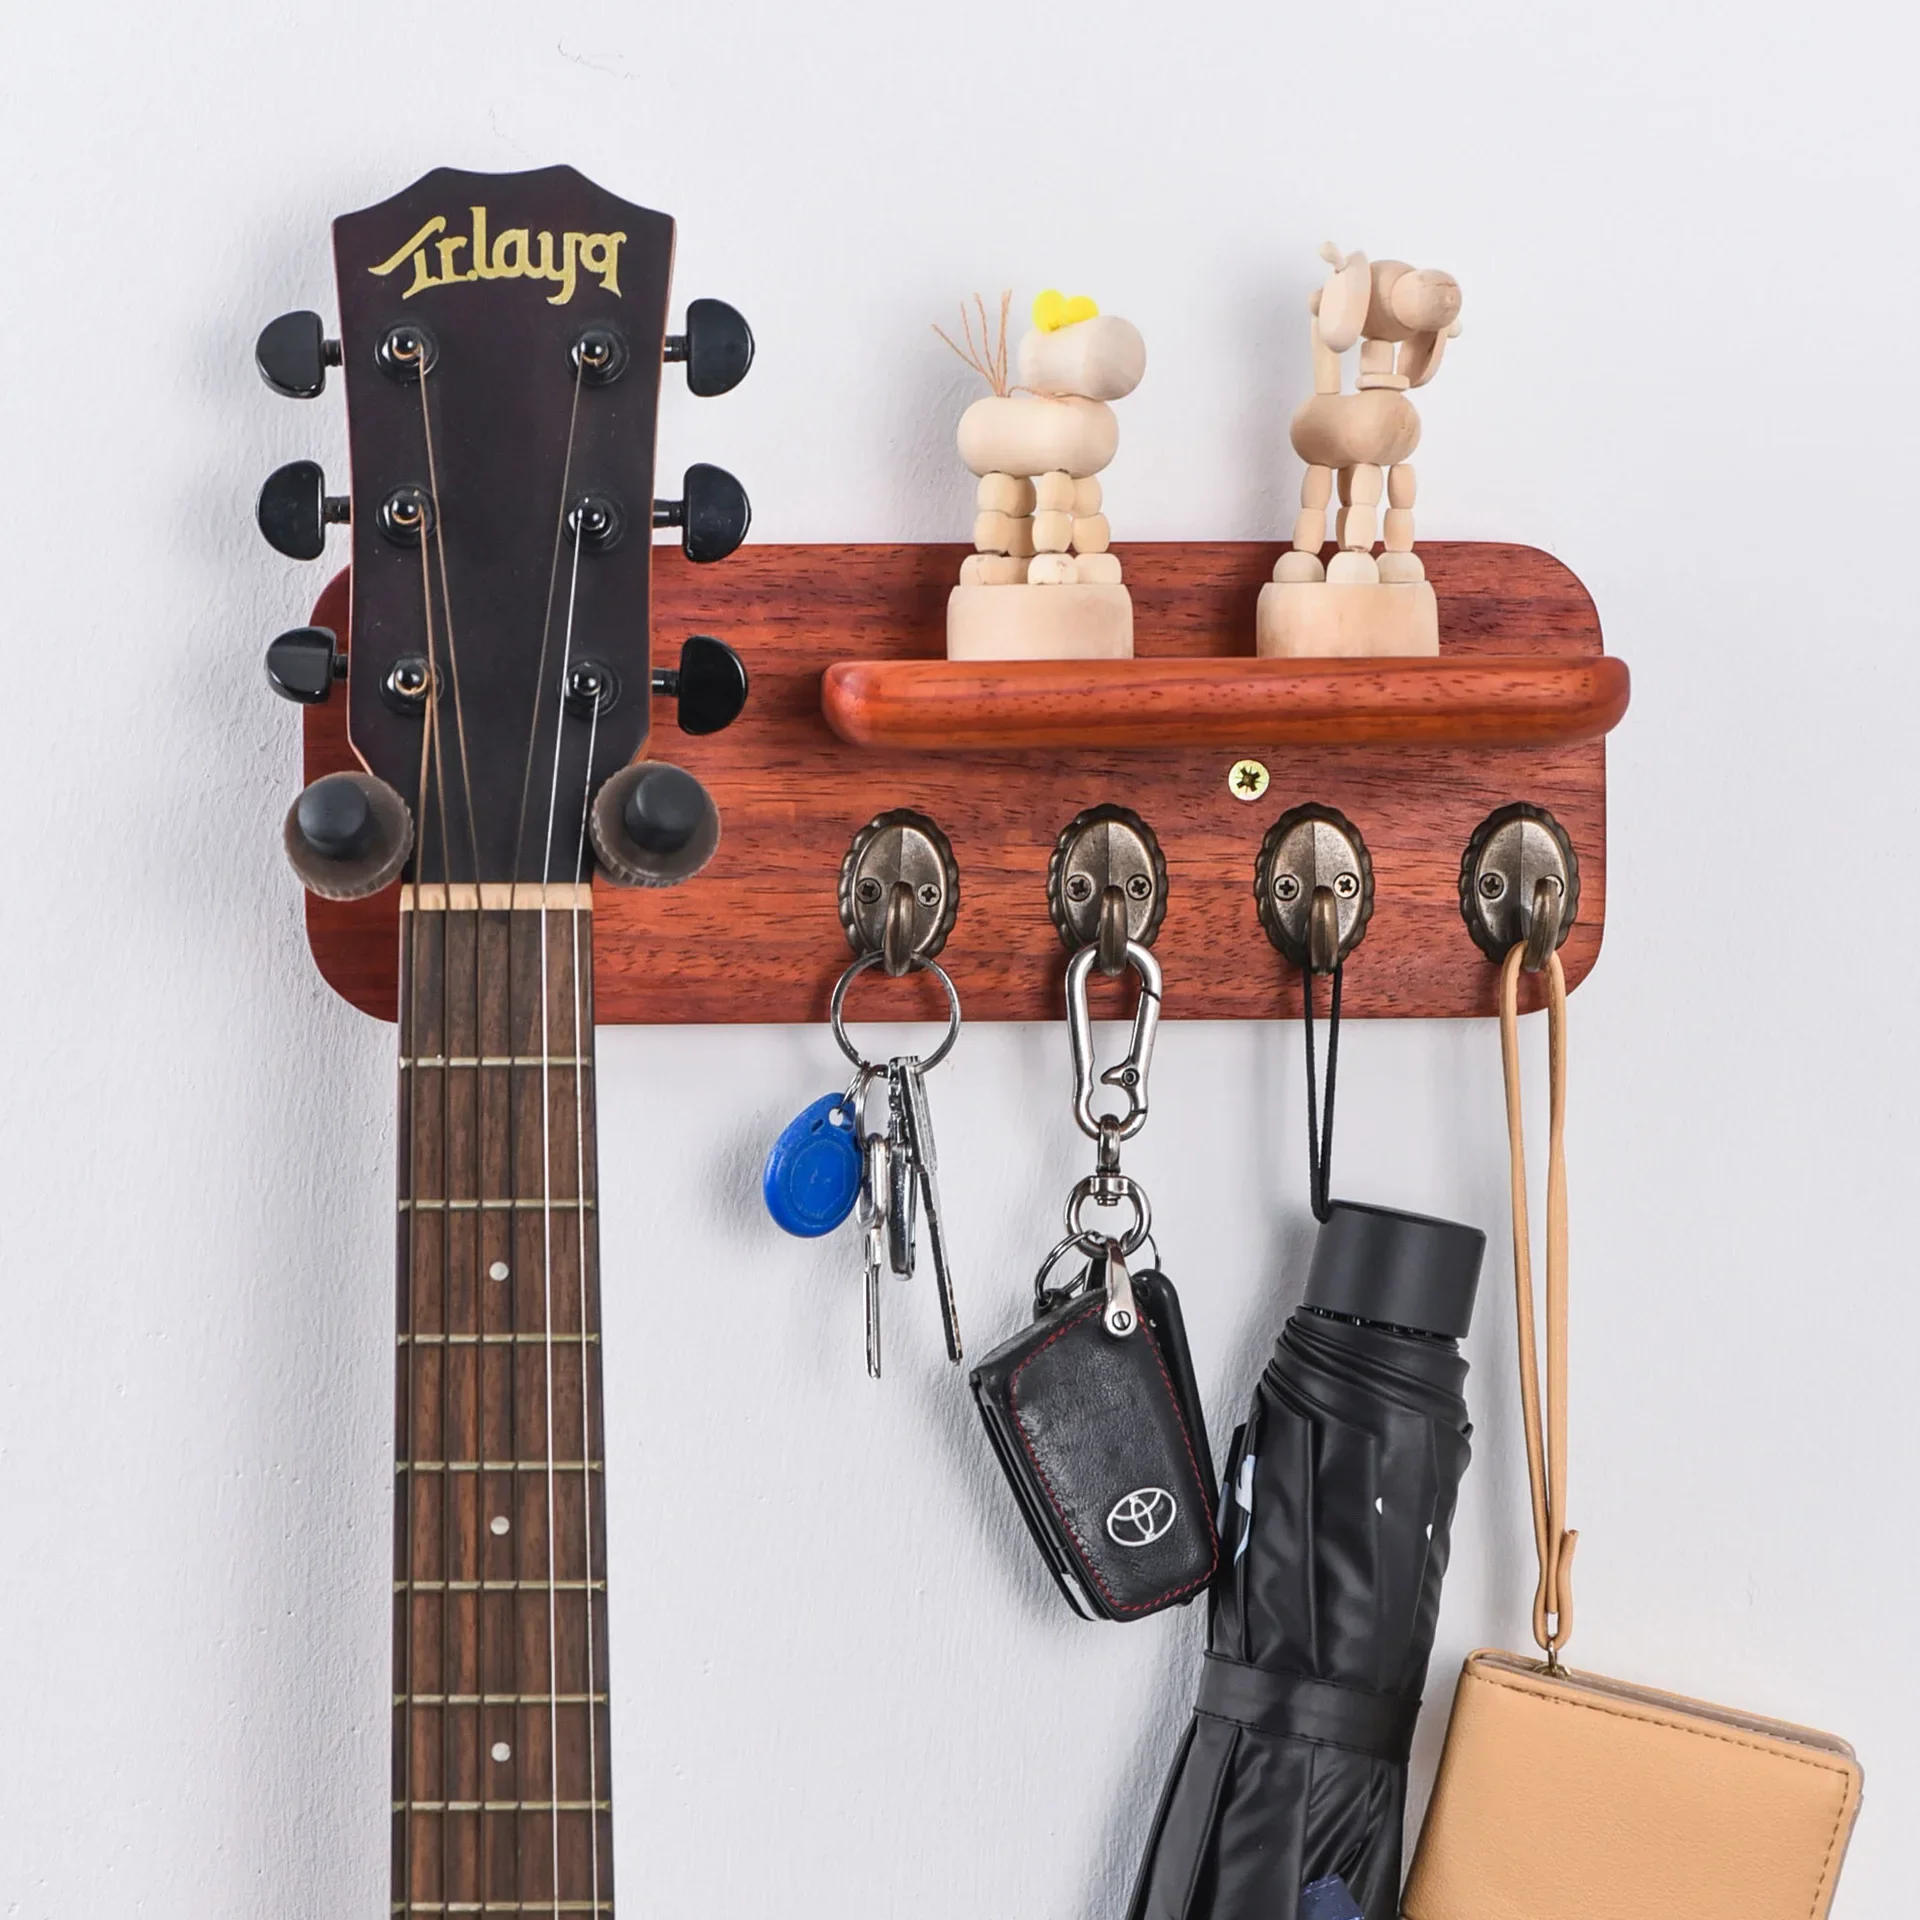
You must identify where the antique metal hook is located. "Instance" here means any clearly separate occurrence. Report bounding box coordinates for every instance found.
[838,809,959,973]
[1048,806,1168,965]
[1307,885,1341,975]
[1520,874,1564,974]
[1095,884,1131,978]
[880,879,917,977]
[1255,805,1374,973]
[1459,803,1579,970]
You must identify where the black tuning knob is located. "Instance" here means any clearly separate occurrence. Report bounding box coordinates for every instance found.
[256,311,342,398]
[664,298,754,397]
[265,626,345,704]
[590,761,721,888]
[258,460,349,560]
[283,772,413,900]
[654,463,750,565]
[652,634,748,735]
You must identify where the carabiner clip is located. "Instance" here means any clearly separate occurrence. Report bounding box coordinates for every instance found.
[1066,939,1162,1143]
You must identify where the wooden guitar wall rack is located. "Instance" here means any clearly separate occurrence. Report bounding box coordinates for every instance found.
[301,539,1626,1026]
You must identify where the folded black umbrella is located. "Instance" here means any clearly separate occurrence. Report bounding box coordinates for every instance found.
[1127,1202,1484,1920]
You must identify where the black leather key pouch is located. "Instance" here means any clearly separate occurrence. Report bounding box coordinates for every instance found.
[971,1247,1218,1622]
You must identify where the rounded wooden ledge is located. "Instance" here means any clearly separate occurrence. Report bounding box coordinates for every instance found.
[820,653,1632,751]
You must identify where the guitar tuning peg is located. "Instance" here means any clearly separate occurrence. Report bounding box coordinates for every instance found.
[590,761,721,888]
[652,634,748,735]
[653,463,750,565]
[663,298,754,397]
[265,625,346,704]
[258,460,349,560]
[256,311,342,398]
[283,772,413,899]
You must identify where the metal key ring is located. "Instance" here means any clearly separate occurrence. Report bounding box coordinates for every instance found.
[1063,1173,1153,1258]
[1032,1227,1163,1317]
[829,950,963,1073]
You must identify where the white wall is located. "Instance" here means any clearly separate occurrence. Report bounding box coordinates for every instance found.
[1,1,1913,1911]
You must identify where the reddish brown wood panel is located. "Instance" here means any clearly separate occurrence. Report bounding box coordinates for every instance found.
[822,653,1629,751]
[302,541,1613,1025]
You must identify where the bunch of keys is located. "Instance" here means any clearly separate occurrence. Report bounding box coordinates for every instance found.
[861,1054,963,1376]
[763,951,965,1378]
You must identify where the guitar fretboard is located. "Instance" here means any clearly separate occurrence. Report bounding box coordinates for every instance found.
[394,890,611,1916]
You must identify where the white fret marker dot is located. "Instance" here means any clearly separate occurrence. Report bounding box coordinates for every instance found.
[490,1515,511,1536]
[488,1261,510,1282]
[491,1741,511,1763]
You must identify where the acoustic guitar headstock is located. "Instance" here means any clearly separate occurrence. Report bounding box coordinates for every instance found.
[256,164,752,898]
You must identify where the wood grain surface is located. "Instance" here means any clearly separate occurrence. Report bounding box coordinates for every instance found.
[394,901,612,1911]
[301,540,1616,1025]
[822,652,1630,751]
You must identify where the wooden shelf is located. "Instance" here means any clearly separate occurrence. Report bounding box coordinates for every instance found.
[303,540,1617,1025]
[822,652,1629,752]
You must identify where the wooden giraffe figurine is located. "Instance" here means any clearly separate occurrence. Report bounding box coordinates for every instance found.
[941,291,1145,660]
[1258,243,1462,658]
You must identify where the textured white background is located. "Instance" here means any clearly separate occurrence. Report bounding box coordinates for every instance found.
[1,1,1915,1912]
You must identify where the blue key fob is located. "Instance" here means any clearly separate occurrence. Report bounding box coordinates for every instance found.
[763,1092,862,1237]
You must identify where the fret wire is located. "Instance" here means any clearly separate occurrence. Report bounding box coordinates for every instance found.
[397,1461,603,1473]
[397,1800,611,1813]
[401,1055,592,1068]
[396,1579,606,1593]
[401,1198,596,1212]
[397,1694,608,1706]
[401,1333,598,1346]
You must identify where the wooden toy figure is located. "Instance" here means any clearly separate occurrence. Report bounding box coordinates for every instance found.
[1259,244,1462,658]
[940,291,1145,660]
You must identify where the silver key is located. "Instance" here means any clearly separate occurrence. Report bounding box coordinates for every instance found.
[856,1128,890,1379]
[899,1056,963,1364]
[885,1061,917,1281]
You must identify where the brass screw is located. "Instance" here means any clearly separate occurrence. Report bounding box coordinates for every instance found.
[1229,758,1270,802]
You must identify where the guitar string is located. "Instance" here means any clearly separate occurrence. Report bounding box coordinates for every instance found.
[537,519,590,1911]
[510,358,586,1913]
[415,529,458,1913]
[411,361,485,1910]
[401,615,436,1917]
[512,370,589,905]
[567,688,604,1919]
[415,373,482,890]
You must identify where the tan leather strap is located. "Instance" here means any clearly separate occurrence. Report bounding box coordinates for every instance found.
[1499,945,1577,1664]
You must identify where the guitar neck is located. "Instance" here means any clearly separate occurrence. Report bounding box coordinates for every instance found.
[394,885,613,1914]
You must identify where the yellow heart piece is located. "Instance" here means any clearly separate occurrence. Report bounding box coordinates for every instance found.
[1032,289,1100,332]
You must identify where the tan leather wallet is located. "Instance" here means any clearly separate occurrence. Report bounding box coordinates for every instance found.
[1401,951,1862,1920]
[1405,1649,1861,1919]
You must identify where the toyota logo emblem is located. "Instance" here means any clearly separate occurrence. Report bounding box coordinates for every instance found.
[1106,1486,1179,1548]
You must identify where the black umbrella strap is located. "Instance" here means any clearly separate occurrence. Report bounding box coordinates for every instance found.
[1195,1653,1418,1763]
[1303,962,1342,1222]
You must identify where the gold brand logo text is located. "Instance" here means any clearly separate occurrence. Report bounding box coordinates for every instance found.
[369,206,625,306]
